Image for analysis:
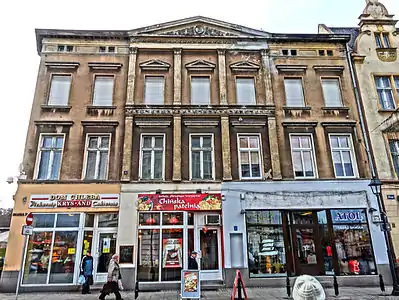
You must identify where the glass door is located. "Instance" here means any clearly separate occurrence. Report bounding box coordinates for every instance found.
[94,231,117,282]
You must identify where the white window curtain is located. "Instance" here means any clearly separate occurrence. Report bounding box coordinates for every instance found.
[93,77,114,106]
[236,78,256,105]
[191,77,210,105]
[144,77,165,105]
[284,79,305,107]
[322,78,342,107]
[48,75,72,106]
[375,76,395,109]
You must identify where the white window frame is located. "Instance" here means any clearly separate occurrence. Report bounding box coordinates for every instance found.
[92,75,115,106]
[237,134,263,180]
[284,77,305,107]
[47,74,72,106]
[321,77,343,107]
[289,133,318,179]
[34,133,66,180]
[82,134,111,180]
[144,75,165,105]
[190,76,211,105]
[236,77,256,105]
[189,134,215,180]
[139,133,166,180]
[328,133,358,179]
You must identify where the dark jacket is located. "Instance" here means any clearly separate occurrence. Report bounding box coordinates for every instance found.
[80,256,94,276]
[188,256,198,270]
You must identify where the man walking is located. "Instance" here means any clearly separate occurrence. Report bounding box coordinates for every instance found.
[188,251,198,270]
[80,250,94,294]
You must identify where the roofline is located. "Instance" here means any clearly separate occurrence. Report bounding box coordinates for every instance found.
[269,33,351,42]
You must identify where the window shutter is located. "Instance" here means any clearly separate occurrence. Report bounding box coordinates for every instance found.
[191,77,210,105]
[236,78,256,105]
[284,79,305,107]
[93,77,114,106]
[48,75,72,106]
[144,77,164,105]
[322,79,342,107]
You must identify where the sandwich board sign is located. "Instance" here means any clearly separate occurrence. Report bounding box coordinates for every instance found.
[181,270,200,299]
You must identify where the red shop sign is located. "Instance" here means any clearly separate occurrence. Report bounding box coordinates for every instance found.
[137,194,222,211]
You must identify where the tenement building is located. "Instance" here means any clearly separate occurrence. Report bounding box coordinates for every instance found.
[0,14,390,292]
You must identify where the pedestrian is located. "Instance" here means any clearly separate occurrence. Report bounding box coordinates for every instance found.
[292,275,325,300]
[188,251,198,270]
[80,250,94,294]
[99,254,123,300]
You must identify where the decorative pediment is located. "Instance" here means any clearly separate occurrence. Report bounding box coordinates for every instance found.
[276,65,307,73]
[139,59,170,71]
[230,61,260,72]
[45,61,80,69]
[88,62,122,70]
[185,59,216,72]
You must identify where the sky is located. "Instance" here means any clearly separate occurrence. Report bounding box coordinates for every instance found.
[0,0,398,208]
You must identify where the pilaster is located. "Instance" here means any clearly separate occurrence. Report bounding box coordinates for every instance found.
[173,115,182,181]
[126,47,138,105]
[218,49,228,105]
[268,117,282,179]
[221,116,232,180]
[173,49,182,105]
[261,49,274,106]
[121,116,134,181]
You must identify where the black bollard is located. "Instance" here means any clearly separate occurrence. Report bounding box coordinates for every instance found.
[333,275,339,296]
[237,277,243,300]
[286,275,291,297]
[379,274,386,293]
[135,280,139,299]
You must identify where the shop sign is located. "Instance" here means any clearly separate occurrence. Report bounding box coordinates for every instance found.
[331,209,365,224]
[137,194,221,211]
[29,194,120,209]
[162,238,183,268]
[181,270,200,299]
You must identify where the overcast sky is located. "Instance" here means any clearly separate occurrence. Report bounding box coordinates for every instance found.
[0,0,398,208]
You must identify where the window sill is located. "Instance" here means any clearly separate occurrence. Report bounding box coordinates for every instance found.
[283,106,311,117]
[41,105,71,112]
[86,105,116,116]
[378,109,397,113]
[322,106,350,117]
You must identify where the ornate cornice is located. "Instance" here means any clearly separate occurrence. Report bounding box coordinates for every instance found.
[88,62,122,70]
[45,61,80,69]
[139,59,171,71]
[229,61,260,72]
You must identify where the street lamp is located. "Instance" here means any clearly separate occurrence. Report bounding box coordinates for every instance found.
[369,177,399,295]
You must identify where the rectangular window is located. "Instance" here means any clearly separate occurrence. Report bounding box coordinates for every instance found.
[190,135,214,180]
[48,75,72,106]
[238,135,262,179]
[140,135,164,180]
[191,77,210,105]
[144,76,165,105]
[329,135,357,178]
[321,78,343,107]
[236,78,256,105]
[389,140,399,178]
[84,135,110,180]
[290,135,316,178]
[36,135,64,180]
[375,76,395,109]
[284,78,305,107]
[92,76,114,106]
[375,32,391,48]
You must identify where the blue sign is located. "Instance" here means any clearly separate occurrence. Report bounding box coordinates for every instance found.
[387,194,395,200]
[181,270,200,299]
[233,226,238,231]
[331,209,366,224]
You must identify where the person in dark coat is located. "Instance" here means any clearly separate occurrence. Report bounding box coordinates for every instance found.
[188,251,198,270]
[80,250,94,294]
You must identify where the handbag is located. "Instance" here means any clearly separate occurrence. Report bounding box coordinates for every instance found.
[118,279,124,291]
[78,275,85,285]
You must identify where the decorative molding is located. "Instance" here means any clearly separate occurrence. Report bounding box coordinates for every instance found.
[173,48,182,55]
[185,59,216,72]
[135,120,171,128]
[231,120,267,127]
[275,65,307,73]
[352,55,366,64]
[86,106,116,117]
[81,120,119,127]
[163,25,236,37]
[139,59,170,71]
[183,120,219,128]
[320,121,357,127]
[313,65,345,72]
[45,61,80,69]
[283,106,312,118]
[322,107,350,117]
[41,105,72,113]
[282,121,318,127]
[129,47,138,54]
[34,120,74,126]
[229,61,260,73]
[376,48,397,62]
[88,62,122,70]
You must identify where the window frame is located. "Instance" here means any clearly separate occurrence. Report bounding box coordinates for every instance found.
[91,74,115,106]
[34,133,66,180]
[289,133,318,179]
[189,133,215,181]
[283,77,306,107]
[139,133,166,180]
[190,75,211,105]
[320,77,343,107]
[47,74,73,106]
[385,136,399,179]
[144,75,165,105]
[374,75,399,110]
[237,133,264,180]
[235,76,257,105]
[328,133,359,179]
[82,133,112,180]
[375,32,392,48]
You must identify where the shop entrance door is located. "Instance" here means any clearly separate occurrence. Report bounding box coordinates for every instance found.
[93,230,117,282]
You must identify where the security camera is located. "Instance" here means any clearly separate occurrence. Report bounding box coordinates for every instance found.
[6,177,14,184]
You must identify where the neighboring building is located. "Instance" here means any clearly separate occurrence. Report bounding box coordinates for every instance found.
[0,14,391,292]
[320,0,399,262]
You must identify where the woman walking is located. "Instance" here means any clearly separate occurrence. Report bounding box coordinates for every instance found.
[99,254,123,300]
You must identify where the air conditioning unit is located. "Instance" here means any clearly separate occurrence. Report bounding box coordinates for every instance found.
[204,214,221,226]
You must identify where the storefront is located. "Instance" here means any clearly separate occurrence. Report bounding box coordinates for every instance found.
[136,193,223,283]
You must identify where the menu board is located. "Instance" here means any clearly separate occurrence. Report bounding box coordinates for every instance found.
[119,245,134,264]
[181,270,200,299]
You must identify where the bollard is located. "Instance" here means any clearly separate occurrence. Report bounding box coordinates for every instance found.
[286,275,291,297]
[135,280,139,299]
[237,277,243,300]
[379,274,385,293]
[333,275,339,296]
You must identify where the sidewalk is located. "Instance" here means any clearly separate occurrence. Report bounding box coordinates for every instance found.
[1,287,399,300]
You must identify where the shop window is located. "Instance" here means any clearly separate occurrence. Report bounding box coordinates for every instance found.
[200,229,219,270]
[35,135,65,180]
[375,76,396,110]
[161,228,183,281]
[246,211,286,277]
[98,213,119,227]
[191,76,210,105]
[289,135,317,179]
[84,135,110,180]
[188,213,194,226]
[139,212,161,226]
[140,135,165,180]
[292,211,314,224]
[331,209,376,275]
[56,214,80,227]
[317,211,334,275]
[138,229,160,281]
[144,76,165,105]
[32,214,55,228]
[237,135,262,179]
[284,78,305,107]
[92,76,114,106]
[190,135,214,180]
[162,212,183,226]
[329,134,357,178]
[321,78,343,107]
[85,214,95,227]
[82,231,93,256]
[97,233,117,273]
[236,77,256,105]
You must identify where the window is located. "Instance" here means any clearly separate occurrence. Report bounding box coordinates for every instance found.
[144,77,165,105]
[92,76,114,106]
[329,135,357,178]
[321,78,343,107]
[48,75,72,106]
[108,46,115,53]
[282,49,297,56]
[191,77,210,105]
[57,45,73,52]
[238,135,262,179]
[282,49,289,55]
[389,140,399,178]
[84,135,110,180]
[236,78,256,105]
[284,78,305,107]
[36,135,64,180]
[318,50,326,56]
[375,76,398,109]
[99,46,116,53]
[190,135,214,180]
[290,135,317,178]
[290,49,297,56]
[327,50,333,56]
[99,46,106,53]
[375,32,391,48]
[140,135,164,180]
